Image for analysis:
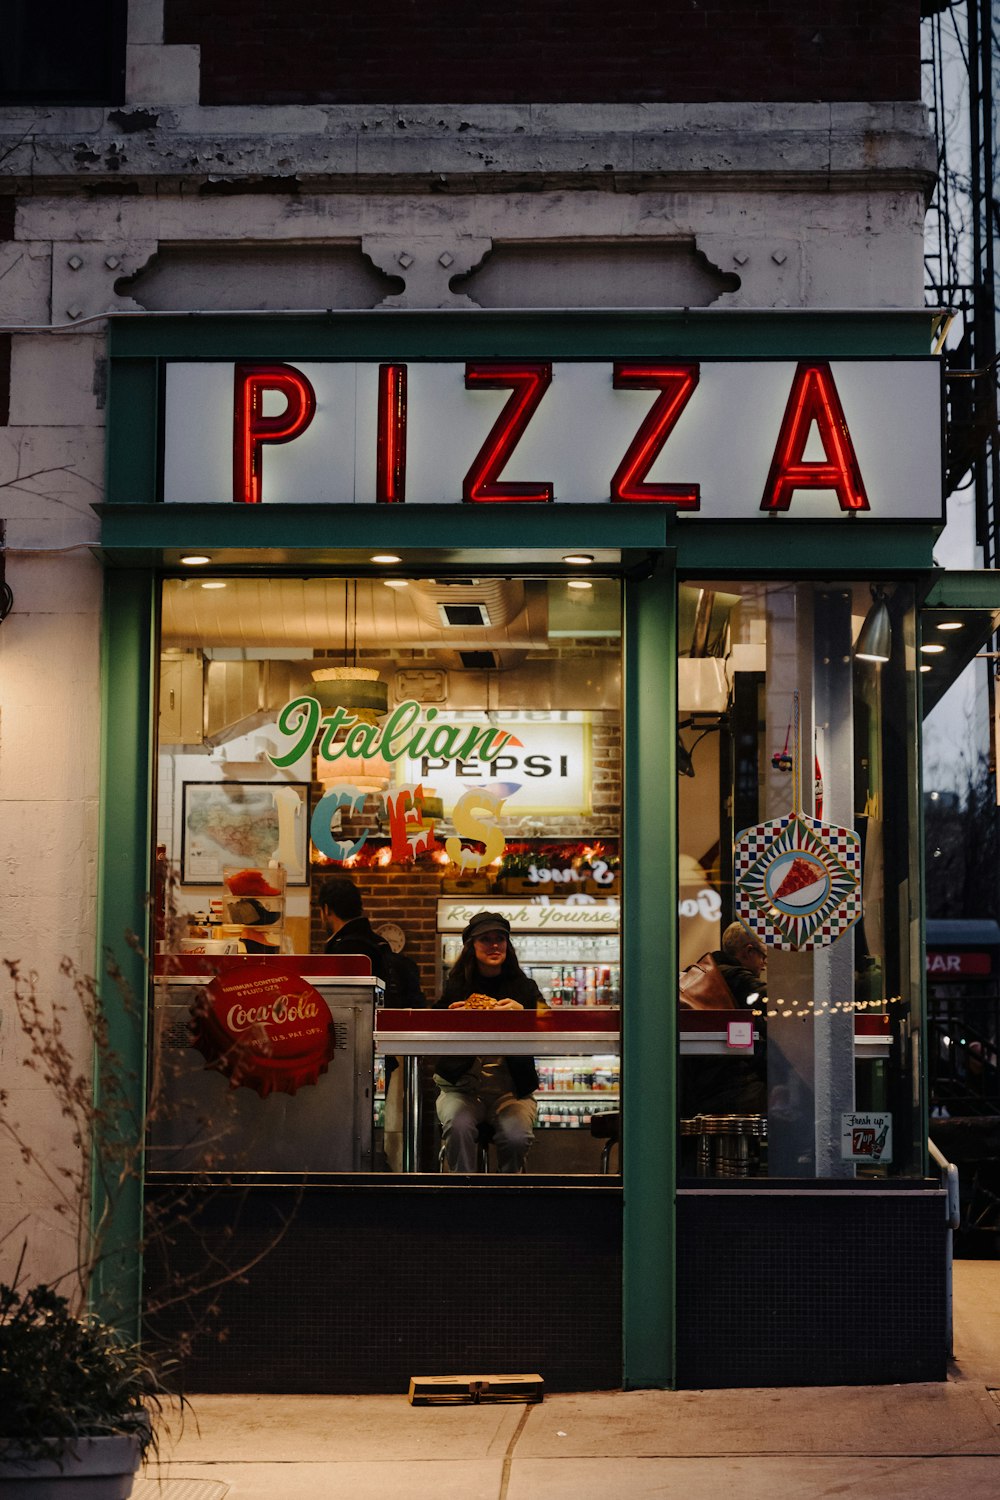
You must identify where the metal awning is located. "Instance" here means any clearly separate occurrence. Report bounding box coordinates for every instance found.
[920,570,1000,715]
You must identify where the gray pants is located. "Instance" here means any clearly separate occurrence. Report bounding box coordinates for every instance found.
[436,1088,537,1173]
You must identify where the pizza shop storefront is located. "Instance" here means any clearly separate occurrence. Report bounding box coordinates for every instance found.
[98,312,948,1392]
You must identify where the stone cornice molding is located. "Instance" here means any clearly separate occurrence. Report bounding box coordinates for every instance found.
[0,102,936,196]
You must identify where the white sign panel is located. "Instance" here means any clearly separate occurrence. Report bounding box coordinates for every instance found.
[840,1111,893,1164]
[400,719,590,814]
[163,358,942,521]
[437,898,620,934]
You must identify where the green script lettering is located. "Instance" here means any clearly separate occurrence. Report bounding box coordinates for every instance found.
[269,696,320,768]
[317,707,355,760]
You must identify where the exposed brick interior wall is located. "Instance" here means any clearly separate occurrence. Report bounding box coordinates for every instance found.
[165,1,921,107]
[311,856,444,999]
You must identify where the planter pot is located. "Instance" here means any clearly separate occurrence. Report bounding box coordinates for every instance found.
[0,1435,143,1499]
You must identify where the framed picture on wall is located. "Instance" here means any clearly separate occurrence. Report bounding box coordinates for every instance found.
[181,781,310,885]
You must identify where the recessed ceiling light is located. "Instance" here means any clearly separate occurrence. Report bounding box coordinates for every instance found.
[180,554,210,566]
[201,580,227,590]
[920,664,932,673]
[563,553,594,565]
[371,553,402,564]
[567,579,593,591]
[920,643,946,654]
[383,579,409,589]
[935,621,963,631]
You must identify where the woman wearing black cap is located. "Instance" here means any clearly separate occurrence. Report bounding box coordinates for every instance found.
[434,911,542,1173]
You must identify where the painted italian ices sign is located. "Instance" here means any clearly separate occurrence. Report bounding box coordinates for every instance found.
[269,695,531,867]
[162,358,943,520]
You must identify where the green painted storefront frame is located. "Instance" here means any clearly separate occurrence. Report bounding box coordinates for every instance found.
[99,310,940,1383]
[95,570,156,1335]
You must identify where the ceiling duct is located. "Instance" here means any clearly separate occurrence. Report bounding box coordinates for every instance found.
[161,577,548,656]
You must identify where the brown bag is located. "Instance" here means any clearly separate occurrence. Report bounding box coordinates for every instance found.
[679,952,735,1010]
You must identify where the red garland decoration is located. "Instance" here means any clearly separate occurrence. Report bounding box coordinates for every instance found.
[311,838,620,872]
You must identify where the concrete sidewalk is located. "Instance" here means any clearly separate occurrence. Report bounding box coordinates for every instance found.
[136,1262,1000,1500]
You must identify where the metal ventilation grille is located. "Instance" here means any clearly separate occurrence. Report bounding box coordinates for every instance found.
[439,602,492,627]
[409,579,525,632]
[458,650,501,669]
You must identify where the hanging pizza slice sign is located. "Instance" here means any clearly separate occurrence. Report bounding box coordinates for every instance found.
[734,811,862,951]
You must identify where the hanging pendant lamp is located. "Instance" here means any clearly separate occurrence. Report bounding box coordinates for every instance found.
[310,665,388,724]
[854,586,892,663]
[311,579,389,724]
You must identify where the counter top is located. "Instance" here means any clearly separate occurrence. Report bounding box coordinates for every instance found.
[375,1006,621,1056]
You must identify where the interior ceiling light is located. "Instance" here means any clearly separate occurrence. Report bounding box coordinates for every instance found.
[567,579,593,590]
[935,621,963,631]
[854,586,892,663]
[920,643,946,654]
[383,578,409,589]
[920,664,932,673]
[563,553,594,565]
[180,554,211,566]
[371,553,401,564]
[201,580,227,590]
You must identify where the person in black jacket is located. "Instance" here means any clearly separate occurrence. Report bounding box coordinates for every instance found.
[319,875,393,987]
[434,911,541,1173]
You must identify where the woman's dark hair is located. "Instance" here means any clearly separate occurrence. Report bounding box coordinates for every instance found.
[442,935,534,1003]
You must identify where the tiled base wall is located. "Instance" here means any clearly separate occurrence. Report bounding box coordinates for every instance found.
[144,1183,623,1394]
[144,1183,948,1393]
[676,1187,949,1388]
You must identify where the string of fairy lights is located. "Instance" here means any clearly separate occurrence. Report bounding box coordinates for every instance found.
[748,996,905,1019]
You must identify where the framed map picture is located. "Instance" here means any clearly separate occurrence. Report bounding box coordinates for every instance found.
[181,781,309,885]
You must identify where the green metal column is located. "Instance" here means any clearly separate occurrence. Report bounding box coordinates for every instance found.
[92,569,156,1335]
[622,556,677,1388]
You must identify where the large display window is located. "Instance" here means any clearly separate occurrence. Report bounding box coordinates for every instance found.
[676,579,923,1179]
[149,572,622,1178]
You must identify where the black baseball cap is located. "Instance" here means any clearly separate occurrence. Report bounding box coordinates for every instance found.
[462,911,512,945]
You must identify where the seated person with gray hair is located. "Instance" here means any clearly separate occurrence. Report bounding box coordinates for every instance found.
[681,921,768,1118]
[712,921,768,1007]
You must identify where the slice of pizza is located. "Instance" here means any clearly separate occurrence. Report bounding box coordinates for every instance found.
[462,993,499,1010]
[774,856,821,900]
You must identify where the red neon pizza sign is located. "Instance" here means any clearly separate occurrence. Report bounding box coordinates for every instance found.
[230,359,873,511]
[233,363,316,506]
